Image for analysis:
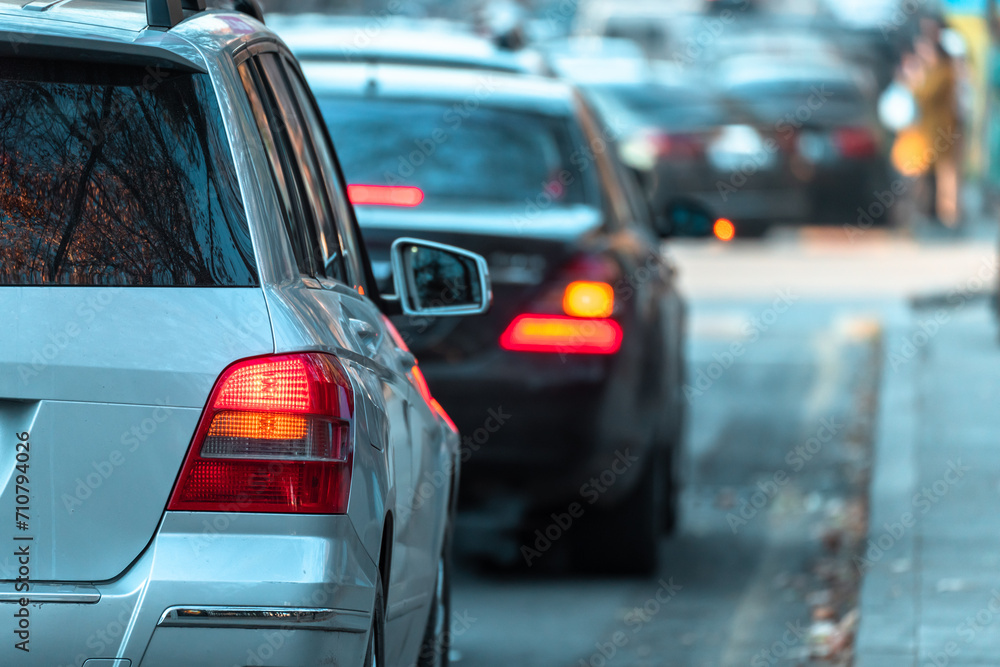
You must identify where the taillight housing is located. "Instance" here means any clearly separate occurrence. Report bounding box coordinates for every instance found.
[500,315,623,354]
[834,127,878,159]
[500,254,623,355]
[167,353,354,514]
[621,130,704,170]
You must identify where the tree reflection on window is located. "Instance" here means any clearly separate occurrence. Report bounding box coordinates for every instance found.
[0,59,256,286]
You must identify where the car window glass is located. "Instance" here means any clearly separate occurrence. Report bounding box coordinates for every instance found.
[238,56,318,278]
[574,100,631,228]
[314,96,598,209]
[281,56,369,289]
[604,131,655,231]
[0,58,256,286]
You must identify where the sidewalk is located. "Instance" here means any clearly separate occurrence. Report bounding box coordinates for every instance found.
[855,296,1000,666]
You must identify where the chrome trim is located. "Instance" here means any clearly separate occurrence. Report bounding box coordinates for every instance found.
[157,606,369,632]
[0,583,100,603]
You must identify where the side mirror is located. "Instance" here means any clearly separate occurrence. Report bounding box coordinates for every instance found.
[389,238,492,317]
[656,197,717,238]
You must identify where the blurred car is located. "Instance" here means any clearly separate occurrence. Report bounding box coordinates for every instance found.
[583,49,892,236]
[701,28,850,69]
[706,55,891,234]
[573,0,679,60]
[540,38,731,235]
[0,1,491,665]
[704,0,757,14]
[297,57,703,574]
[820,0,946,91]
[539,35,651,81]
[270,13,542,73]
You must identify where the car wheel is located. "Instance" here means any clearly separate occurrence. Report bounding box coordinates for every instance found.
[571,450,661,576]
[364,577,385,667]
[417,527,452,667]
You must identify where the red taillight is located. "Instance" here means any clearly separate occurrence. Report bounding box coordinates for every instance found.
[664,133,704,159]
[500,315,623,354]
[168,353,354,514]
[500,255,622,354]
[347,184,424,207]
[641,132,703,159]
[834,127,878,159]
[410,364,434,406]
[431,398,458,433]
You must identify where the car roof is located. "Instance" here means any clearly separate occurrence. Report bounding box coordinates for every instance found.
[301,61,578,116]
[0,0,150,34]
[0,0,271,71]
[540,36,653,85]
[269,14,536,74]
[718,55,863,89]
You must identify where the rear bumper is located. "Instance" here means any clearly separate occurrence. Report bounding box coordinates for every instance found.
[423,349,652,509]
[3,513,375,667]
[653,157,891,227]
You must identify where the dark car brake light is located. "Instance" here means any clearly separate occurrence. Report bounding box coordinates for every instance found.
[501,314,623,354]
[167,353,354,514]
[500,254,623,354]
[348,184,424,207]
[834,127,878,159]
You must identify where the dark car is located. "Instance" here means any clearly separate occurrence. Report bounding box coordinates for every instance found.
[296,59,697,573]
[585,52,892,237]
[709,55,892,234]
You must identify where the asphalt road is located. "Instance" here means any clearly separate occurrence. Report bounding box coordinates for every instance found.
[446,226,967,666]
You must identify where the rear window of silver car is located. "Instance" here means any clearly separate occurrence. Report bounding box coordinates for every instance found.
[0,58,257,286]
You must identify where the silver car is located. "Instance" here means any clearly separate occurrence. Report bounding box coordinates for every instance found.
[0,1,489,666]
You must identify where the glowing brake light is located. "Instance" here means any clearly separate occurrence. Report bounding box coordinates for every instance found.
[500,315,623,354]
[834,127,878,159]
[347,184,424,207]
[563,281,614,318]
[431,398,459,433]
[713,218,736,242]
[168,353,354,514]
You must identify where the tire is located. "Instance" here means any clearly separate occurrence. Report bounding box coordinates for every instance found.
[364,577,385,667]
[417,526,452,667]
[571,451,661,576]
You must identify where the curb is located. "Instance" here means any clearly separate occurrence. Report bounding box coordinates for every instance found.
[854,305,918,666]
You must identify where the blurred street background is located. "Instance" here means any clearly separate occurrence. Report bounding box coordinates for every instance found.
[265,0,1000,662]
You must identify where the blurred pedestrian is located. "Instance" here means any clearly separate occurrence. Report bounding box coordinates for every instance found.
[904,17,964,227]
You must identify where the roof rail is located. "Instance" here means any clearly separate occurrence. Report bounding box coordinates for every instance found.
[146,0,204,30]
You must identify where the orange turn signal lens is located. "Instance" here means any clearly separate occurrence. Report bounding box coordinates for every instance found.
[500,315,623,354]
[207,411,308,441]
[562,281,615,318]
[713,218,735,242]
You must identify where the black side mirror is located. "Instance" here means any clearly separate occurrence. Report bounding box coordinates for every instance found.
[656,197,717,238]
[388,238,492,317]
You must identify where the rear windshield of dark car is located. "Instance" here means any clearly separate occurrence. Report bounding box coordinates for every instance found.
[726,80,871,124]
[591,84,727,130]
[0,59,257,286]
[313,96,597,208]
